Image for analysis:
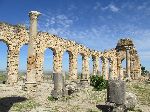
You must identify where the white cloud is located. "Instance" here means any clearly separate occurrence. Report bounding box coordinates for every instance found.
[38,13,74,39]
[102,4,119,12]
[109,4,119,12]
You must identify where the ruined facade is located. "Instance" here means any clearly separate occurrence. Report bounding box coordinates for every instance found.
[0,11,141,85]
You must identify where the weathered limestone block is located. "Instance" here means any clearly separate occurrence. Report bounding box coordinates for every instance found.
[107,80,125,105]
[125,92,137,110]
[65,81,78,95]
[51,72,66,99]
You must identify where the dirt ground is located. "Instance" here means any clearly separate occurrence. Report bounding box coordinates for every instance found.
[0,80,150,112]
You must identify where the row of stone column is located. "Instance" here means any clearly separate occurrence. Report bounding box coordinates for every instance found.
[6,49,114,85]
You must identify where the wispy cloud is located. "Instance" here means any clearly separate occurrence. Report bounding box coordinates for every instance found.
[93,2,101,10]
[38,13,75,39]
[102,4,119,12]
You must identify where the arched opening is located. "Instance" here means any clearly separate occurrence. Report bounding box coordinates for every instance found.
[0,41,8,83]
[89,56,93,76]
[121,58,126,78]
[43,48,54,82]
[18,44,28,82]
[62,51,70,80]
[77,53,83,79]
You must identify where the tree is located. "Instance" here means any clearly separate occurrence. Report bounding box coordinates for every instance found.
[141,65,149,76]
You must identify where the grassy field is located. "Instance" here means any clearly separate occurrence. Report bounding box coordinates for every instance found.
[126,81,150,106]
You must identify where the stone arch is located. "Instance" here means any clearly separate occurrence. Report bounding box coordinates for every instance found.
[43,47,54,82]
[37,47,57,83]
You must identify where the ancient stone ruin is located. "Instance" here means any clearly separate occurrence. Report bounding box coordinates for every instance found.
[0,11,141,89]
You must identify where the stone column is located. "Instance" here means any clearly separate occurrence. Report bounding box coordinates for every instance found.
[109,60,113,79]
[69,53,78,80]
[117,59,122,79]
[52,51,64,98]
[25,11,41,91]
[126,49,131,79]
[53,50,63,73]
[81,55,90,79]
[105,59,109,80]
[92,56,100,75]
[7,47,19,85]
[102,58,105,76]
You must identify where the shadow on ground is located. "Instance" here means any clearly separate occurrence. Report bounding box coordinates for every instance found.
[96,104,113,112]
[0,96,27,112]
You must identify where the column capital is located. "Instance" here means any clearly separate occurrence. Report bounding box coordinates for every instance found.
[29,11,41,20]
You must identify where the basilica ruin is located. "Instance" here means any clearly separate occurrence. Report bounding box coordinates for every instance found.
[0,11,141,87]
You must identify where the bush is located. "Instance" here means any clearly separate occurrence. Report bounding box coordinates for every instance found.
[90,75,108,91]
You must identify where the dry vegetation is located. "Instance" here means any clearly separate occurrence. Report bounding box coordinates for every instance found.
[0,75,150,112]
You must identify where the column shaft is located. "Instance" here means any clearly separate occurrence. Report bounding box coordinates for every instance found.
[82,55,89,79]
[92,56,99,75]
[69,54,78,80]
[26,11,41,83]
[117,59,122,79]
[105,59,109,80]
[36,52,44,83]
[126,49,131,78]
[53,51,63,73]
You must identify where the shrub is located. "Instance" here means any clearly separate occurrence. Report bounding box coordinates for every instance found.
[90,75,108,91]
[48,96,56,101]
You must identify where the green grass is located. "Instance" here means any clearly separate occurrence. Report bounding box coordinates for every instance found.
[0,74,6,82]
[12,99,40,111]
[127,82,150,106]
[48,96,56,101]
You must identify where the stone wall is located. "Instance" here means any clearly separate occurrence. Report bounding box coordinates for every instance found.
[0,12,141,85]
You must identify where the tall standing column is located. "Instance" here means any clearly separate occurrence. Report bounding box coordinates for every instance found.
[25,11,41,91]
[52,50,64,98]
[69,53,78,80]
[81,55,90,79]
[126,49,131,79]
[92,56,100,75]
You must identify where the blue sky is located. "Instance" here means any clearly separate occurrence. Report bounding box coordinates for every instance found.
[0,0,150,72]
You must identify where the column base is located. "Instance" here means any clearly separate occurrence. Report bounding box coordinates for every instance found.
[51,89,68,99]
[80,79,89,87]
[125,77,132,82]
[23,82,37,92]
